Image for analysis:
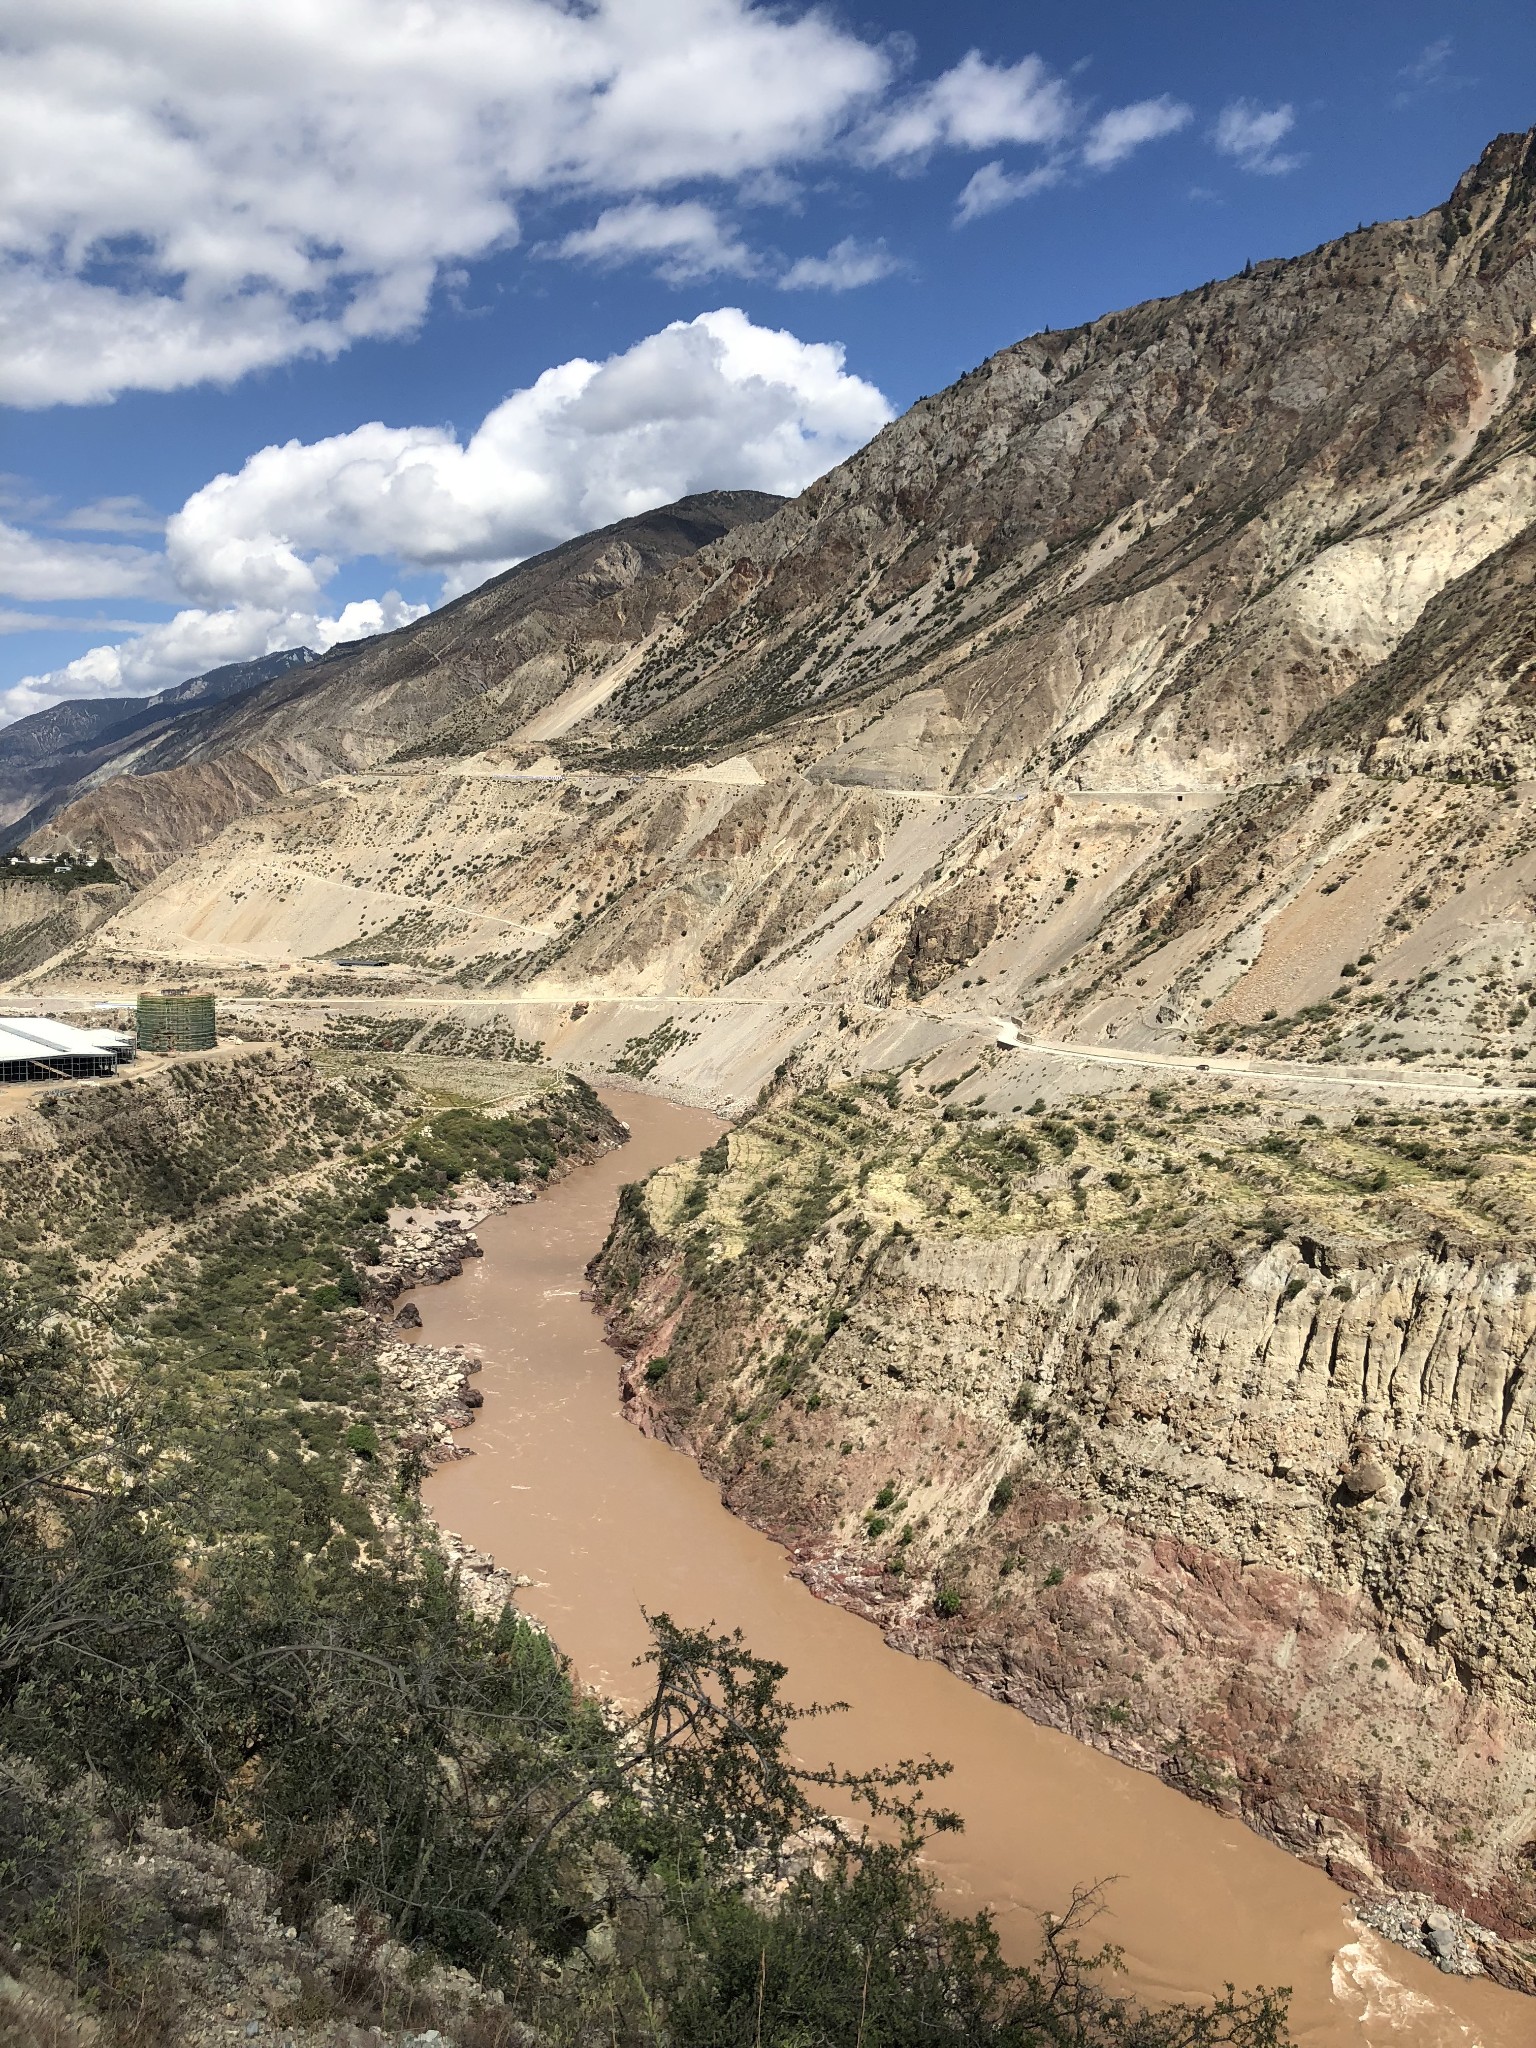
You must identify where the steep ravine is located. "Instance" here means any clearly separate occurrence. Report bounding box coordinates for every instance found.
[590,1080,1536,1990]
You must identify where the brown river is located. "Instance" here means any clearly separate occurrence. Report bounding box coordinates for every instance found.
[422,1091,1532,2048]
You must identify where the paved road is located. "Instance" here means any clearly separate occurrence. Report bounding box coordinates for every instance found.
[199,989,1523,1103]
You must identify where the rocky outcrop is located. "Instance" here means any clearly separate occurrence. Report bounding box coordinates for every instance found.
[377,1340,484,1460]
[367,1210,488,1298]
[1295,518,1536,783]
[438,1528,539,1626]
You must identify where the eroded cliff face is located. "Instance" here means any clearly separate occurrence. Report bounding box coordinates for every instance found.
[590,1081,1536,1981]
[0,874,131,976]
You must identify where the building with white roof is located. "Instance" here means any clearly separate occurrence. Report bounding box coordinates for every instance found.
[0,1016,122,1083]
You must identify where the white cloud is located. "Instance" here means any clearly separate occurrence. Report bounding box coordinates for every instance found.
[780,237,899,291]
[945,80,1190,222]
[560,210,900,293]
[438,559,523,605]
[556,200,757,281]
[868,51,1075,163]
[0,610,155,636]
[4,307,892,723]
[166,309,891,603]
[1393,38,1463,109]
[0,477,53,523]
[0,521,170,602]
[735,168,805,210]
[1213,100,1303,175]
[0,0,893,405]
[53,496,165,536]
[1402,36,1453,86]
[954,159,1063,225]
[0,594,429,728]
[1083,95,1192,170]
[1,9,1211,401]
[1399,37,1453,90]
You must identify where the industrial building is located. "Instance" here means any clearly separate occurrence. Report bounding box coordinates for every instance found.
[0,1016,128,1084]
[135,991,217,1052]
[0,995,215,1083]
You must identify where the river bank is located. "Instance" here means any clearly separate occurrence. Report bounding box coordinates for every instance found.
[416,1088,1536,2048]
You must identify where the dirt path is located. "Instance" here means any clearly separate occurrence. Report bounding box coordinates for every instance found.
[19,983,1518,1109]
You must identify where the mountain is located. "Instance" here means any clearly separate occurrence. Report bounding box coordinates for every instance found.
[33,130,1536,1079]
[20,129,1536,1972]
[10,490,784,878]
[0,648,315,842]
[0,647,315,769]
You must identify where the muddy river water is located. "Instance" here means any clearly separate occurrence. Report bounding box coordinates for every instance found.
[422,1091,1531,2048]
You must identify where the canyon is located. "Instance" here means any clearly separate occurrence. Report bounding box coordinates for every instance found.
[591,1079,1536,1989]
[10,126,1536,2013]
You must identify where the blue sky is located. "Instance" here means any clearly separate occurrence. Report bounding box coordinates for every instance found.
[2,0,1533,722]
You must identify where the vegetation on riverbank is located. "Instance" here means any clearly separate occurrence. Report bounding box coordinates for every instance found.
[0,1052,1292,2046]
[624,1074,1536,1260]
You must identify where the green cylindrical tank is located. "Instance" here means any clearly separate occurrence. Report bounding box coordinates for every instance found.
[136,991,217,1052]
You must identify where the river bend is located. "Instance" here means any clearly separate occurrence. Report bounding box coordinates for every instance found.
[421,1090,1530,2048]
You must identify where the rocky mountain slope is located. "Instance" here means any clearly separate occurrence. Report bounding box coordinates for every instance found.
[0,647,313,841]
[18,489,782,882]
[17,132,1536,1110]
[0,863,130,977]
